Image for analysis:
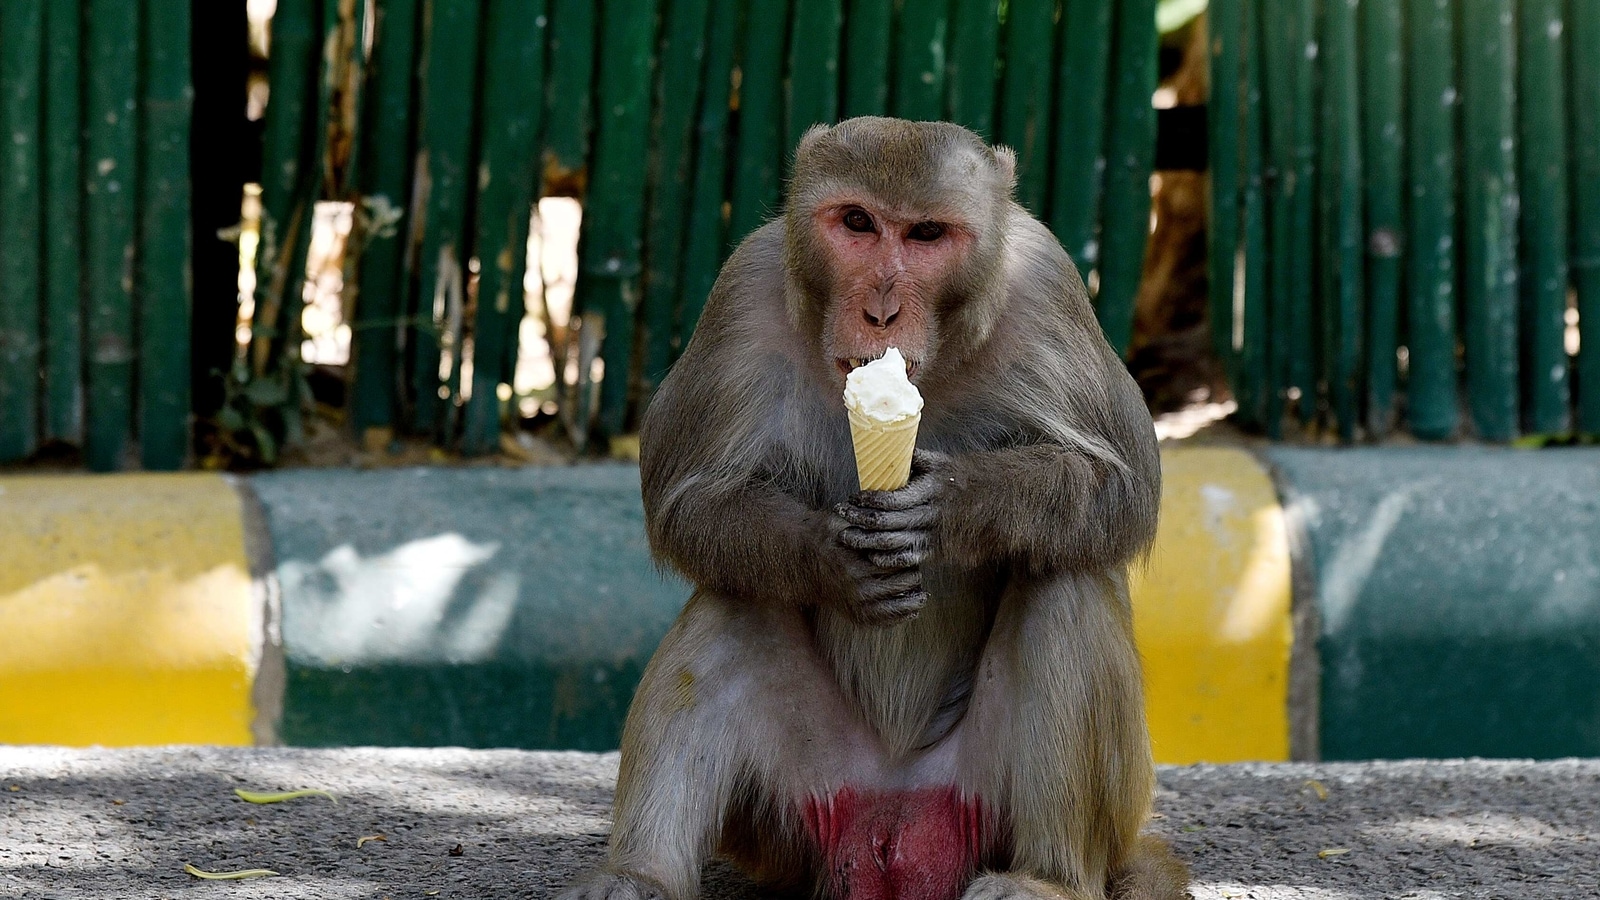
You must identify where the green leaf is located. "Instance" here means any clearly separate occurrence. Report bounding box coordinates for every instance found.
[233,787,337,804]
[243,377,290,408]
[217,405,246,433]
[185,863,279,880]
[250,423,279,464]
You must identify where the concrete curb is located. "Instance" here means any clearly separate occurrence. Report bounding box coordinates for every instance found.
[3,447,1595,761]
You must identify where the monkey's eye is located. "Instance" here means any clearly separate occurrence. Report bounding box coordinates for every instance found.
[907,221,946,242]
[842,209,875,233]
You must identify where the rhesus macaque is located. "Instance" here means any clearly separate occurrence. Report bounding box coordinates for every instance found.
[560,118,1186,900]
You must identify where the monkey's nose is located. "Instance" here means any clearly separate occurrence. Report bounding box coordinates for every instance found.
[862,303,900,328]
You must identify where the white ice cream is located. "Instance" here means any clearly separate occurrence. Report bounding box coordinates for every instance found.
[843,348,923,424]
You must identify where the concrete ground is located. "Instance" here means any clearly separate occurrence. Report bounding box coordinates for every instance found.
[1,748,1593,899]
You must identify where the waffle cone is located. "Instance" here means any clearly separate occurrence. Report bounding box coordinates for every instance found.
[847,407,920,491]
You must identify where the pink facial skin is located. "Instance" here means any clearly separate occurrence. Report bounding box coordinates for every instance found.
[815,199,975,382]
[804,786,993,900]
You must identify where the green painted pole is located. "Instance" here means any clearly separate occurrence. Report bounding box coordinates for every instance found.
[1234,0,1268,429]
[787,0,842,152]
[1460,0,1519,440]
[462,0,550,455]
[83,0,141,470]
[995,0,1057,216]
[1283,0,1316,422]
[891,0,945,121]
[543,0,598,189]
[1518,0,1570,434]
[409,0,484,434]
[1206,0,1241,392]
[138,0,194,470]
[945,0,999,139]
[1259,0,1293,434]
[350,0,421,436]
[249,0,317,384]
[1096,0,1158,357]
[1322,0,1363,441]
[1404,0,1458,440]
[638,0,711,404]
[583,0,659,439]
[728,0,791,245]
[1050,0,1113,271]
[0,0,44,462]
[677,1,740,343]
[1576,0,1600,432]
[1360,0,1403,437]
[842,0,891,117]
[41,0,83,445]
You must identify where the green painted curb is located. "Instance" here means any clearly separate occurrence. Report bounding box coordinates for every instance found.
[249,465,689,750]
[1266,447,1600,760]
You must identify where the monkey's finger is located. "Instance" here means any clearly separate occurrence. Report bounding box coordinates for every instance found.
[909,448,953,474]
[852,473,946,511]
[838,526,923,552]
[838,503,939,531]
[868,549,925,570]
[858,590,928,625]
[856,569,924,601]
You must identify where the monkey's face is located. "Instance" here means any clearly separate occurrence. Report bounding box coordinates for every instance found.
[783,118,1015,388]
[811,197,975,383]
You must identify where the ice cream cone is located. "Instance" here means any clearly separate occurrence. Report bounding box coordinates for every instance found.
[848,406,920,491]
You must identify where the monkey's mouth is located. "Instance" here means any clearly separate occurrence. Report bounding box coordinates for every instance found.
[836,355,918,381]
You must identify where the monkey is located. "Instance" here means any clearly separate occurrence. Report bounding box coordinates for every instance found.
[559,117,1187,900]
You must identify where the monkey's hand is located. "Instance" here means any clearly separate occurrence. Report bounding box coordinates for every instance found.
[832,450,951,626]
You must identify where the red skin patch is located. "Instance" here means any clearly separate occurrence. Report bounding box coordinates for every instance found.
[804,786,991,900]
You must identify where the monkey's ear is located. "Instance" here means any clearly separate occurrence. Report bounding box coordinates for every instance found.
[992,145,1018,191]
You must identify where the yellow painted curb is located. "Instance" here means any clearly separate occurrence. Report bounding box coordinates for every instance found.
[0,474,256,746]
[1132,447,1293,764]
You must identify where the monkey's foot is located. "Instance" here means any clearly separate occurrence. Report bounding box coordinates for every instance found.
[961,873,1081,900]
[555,870,669,900]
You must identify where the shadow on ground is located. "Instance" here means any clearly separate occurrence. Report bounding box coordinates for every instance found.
[0,748,1595,899]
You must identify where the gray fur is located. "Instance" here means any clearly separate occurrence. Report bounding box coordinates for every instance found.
[560,118,1183,900]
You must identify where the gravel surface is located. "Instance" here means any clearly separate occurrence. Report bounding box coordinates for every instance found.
[1,748,1594,899]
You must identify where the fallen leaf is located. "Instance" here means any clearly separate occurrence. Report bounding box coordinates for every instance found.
[185,863,280,880]
[1181,824,1204,833]
[111,799,125,806]
[1303,779,1329,801]
[425,892,440,896]
[1317,848,1352,859]
[448,843,465,857]
[234,788,337,805]
[7,786,18,792]
[357,834,387,848]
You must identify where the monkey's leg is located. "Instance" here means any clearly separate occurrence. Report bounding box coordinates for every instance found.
[560,594,877,900]
[957,572,1185,900]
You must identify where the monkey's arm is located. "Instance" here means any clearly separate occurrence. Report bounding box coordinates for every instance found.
[920,223,1162,575]
[934,428,1159,574]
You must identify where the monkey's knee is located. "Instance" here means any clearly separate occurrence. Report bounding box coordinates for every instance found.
[1110,836,1190,900]
[961,872,1086,900]
[556,869,671,900]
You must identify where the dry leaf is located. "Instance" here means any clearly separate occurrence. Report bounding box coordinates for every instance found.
[357,834,388,848]
[1317,848,1352,859]
[1303,779,1329,801]
[448,843,465,857]
[234,788,337,805]
[185,863,280,880]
